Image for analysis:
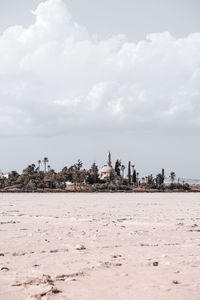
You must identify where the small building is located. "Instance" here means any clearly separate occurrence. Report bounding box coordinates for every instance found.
[0,170,8,179]
[98,152,116,181]
[65,181,75,186]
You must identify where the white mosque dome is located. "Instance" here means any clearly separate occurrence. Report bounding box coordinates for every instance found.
[99,165,113,174]
[98,152,116,180]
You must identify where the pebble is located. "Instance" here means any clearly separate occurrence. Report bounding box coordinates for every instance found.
[120,273,128,277]
[50,249,58,253]
[1,267,9,271]
[172,280,180,284]
[75,245,86,250]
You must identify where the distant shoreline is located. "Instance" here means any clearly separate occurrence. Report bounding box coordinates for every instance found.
[1,188,200,193]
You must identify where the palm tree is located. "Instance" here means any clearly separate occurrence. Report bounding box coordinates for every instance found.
[43,157,49,173]
[170,172,176,184]
[38,160,41,172]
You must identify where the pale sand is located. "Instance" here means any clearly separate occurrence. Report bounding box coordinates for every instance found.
[0,193,200,300]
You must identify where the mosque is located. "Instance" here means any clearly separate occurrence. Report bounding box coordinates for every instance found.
[98,152,116,181]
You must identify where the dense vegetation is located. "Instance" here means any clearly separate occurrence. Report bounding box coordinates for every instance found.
[0,158,190,192]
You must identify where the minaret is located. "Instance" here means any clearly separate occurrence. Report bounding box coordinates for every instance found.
[107,152,112,167]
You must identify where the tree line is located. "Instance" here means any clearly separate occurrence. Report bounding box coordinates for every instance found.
[0,157,190,192]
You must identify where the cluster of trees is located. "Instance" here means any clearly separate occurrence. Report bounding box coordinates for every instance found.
[0,158,100,191]
[0,157,190,191]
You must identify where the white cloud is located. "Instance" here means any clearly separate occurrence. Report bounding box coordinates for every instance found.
[0,0,200,136]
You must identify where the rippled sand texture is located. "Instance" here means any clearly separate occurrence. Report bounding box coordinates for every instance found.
[0,193,200,300]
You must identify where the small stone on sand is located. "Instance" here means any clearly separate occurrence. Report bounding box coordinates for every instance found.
[75,244,86,250]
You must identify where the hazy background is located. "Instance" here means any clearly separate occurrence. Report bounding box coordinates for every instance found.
[0,0,200,178]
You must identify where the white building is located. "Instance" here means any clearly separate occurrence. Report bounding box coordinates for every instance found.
[0,171,9,179]
[98,152,116,181]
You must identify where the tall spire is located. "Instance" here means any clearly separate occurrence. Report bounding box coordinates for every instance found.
[107,152,111,167]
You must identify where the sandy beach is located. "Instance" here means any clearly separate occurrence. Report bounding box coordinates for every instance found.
[0,193,200,300]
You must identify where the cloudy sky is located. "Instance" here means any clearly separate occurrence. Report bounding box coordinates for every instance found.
[0,0,200,178]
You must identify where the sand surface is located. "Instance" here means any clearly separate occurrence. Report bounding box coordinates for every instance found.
[0,193,200,300]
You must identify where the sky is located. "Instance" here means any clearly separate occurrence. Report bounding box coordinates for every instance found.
[0,0,200,178]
